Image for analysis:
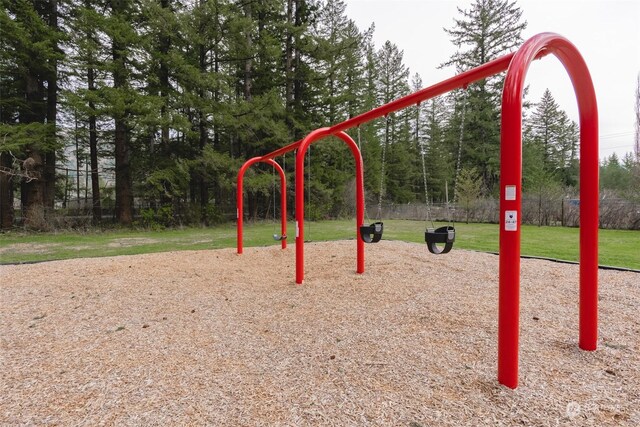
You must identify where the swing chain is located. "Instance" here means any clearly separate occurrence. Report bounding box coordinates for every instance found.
[417,103,434,228]
[377,115,389,220]
[357,126,371,222]
[272,163,277,223]
[453,87,468,205]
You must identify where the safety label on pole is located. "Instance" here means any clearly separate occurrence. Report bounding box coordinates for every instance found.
[505,210,517,231]
[505,185,516,201]
[296,221,299,238]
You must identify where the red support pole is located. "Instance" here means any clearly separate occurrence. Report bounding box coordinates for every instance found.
[499,32,599,389]
[295,129,365,284]
[237,157,287,254]
[335,131,365,274]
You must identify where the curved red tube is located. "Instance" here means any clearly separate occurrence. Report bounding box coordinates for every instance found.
[237,157,287,254]
[236,32,599,391]
[498,32,598,389]
[295,129,365,284]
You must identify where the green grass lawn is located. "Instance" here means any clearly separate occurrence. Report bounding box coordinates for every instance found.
[1,219,638,270]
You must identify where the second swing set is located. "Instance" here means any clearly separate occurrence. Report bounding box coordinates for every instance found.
[358,89,468,255]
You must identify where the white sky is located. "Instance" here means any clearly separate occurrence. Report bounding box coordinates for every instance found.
[344,0,640,160]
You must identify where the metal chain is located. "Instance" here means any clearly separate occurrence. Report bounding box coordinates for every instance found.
[357,126,371,222]
[377,116,389,220]
[307,146,311,217]
[272,163,277,224]
[453,88,468,205]
[417,103,433,226]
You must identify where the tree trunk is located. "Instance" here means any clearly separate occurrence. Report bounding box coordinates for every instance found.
[75,112,81,203]
[22,72,46,229]
[285,0,294,110]
[44,0,58,213]
[114,117,133,225]
[23,151,46,229]
[292,0,303,139]
[159,0,170,147]
[538,192,542,227]
[243,3,252,102]
[88,66,102,223]
[0,153,14,229]
[112,1,133,225]
[197,14,209,223]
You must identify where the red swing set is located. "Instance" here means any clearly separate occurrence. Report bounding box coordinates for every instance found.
[236,33,599,390]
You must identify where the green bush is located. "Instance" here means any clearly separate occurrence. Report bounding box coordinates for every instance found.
[139,206,175,229]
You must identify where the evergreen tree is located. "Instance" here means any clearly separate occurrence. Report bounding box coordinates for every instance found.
[525,89,578,187]
[455,167,483,223]
[600,153,632,196]
[442,0,527,193]
[105,0,138,225]
[375,41,411,203]
[65,0,111,223]
[0,0,63,229]
[315,0,363,124]
[356,26,382,206]
[522,135,562,225]
[423,96,453,202]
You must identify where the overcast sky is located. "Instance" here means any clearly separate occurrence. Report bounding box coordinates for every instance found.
[343,0,640,160]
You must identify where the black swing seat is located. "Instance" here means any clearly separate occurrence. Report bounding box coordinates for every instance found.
[360,222,383,243]
[273,234,287,241]
[425,226,455,254]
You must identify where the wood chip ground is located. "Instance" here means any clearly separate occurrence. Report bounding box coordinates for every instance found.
[1,240,638,426]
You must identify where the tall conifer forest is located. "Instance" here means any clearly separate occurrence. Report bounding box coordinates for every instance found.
[1,0,637,230]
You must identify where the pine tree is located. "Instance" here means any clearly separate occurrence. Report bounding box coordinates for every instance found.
[442,0,526,91]
[442,0,527,193]
[356,26,382,205]
[65,0,110,223]
[0,0,63,229]
[105,0,140,225]
[423,96,452,203]
[375,41,412,203]
[315,0,364,124]
[456,167,483,223]
[600,153,631,195]
[525,89,578,187]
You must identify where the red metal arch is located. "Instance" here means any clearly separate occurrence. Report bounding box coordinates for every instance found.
[294,129,365,284]
[498,32,599,388]
[235,32,599,390]
[237,157,287,254]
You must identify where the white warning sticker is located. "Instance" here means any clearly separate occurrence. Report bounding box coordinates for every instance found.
[505,185,516,201]
[296,221,299,238]
[505,210,518,231]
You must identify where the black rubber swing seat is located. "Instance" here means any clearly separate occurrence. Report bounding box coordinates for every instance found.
[273,234,287,241]
[425,226,455,254]
[360,222,383,243]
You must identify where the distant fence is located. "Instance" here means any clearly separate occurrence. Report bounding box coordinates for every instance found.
[9,196,640,230]
[373,198,640,230]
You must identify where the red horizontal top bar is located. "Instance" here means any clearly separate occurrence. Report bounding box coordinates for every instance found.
[331,51,516,133]
[259,139,303,161]
[257,48,551,162]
